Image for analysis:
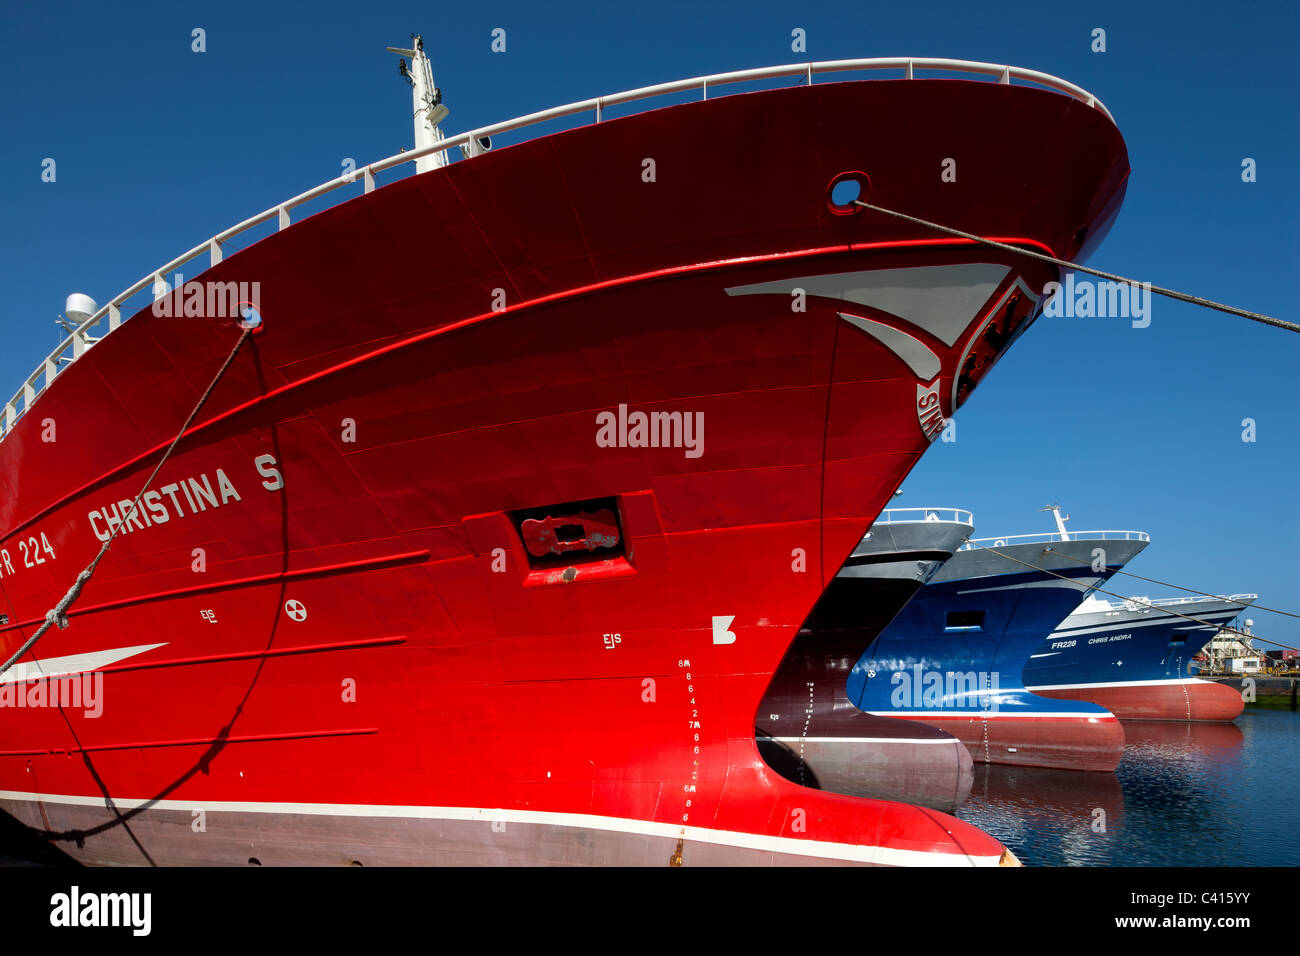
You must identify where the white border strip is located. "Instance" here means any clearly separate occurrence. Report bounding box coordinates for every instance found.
[1025,677,1217,691]
[1053,611,1240,638]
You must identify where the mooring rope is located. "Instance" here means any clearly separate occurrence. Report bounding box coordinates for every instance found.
[850,199,1299,334]
[0,327,253,679]
[975,544,1300,655]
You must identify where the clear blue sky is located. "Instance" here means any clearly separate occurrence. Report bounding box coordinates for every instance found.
[2,1,1296,646]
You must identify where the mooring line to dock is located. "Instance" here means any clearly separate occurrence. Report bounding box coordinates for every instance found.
[974,545,1300,655]
[851,199,1299,333]
[0,327,254,679]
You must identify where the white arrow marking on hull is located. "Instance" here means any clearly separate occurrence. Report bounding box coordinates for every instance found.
[0,643,168,684]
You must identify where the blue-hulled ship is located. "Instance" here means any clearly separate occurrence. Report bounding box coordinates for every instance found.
[846,507,1149,771]
[1023,592,1256,721]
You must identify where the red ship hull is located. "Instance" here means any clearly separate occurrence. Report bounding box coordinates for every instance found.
[0,77,1127,865]
[1034,680,1246,722]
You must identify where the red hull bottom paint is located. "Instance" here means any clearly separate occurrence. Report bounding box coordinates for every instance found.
[1034,680,1246,722]
[888,714,1127,772]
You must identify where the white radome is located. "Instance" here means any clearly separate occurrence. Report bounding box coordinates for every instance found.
[64,293,98,325]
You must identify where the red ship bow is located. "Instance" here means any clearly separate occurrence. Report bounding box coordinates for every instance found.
[0,71,1127,865]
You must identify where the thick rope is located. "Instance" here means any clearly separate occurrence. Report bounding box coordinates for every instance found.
[851,199,1299,334]
[1105,567,1299,620]
[0,327,252,679]
[976,544,1300,655]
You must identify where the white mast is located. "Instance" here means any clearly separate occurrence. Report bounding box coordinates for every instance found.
[1040,503,1071,540]
[387,34,449,173]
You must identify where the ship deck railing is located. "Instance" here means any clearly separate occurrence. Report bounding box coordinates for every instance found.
[1088,592,1259,611]
[960,529,1151,549]
[876,507,974,525]
[1,57,1114,442]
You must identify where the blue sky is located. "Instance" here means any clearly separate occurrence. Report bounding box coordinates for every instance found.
[2,0,1296,646]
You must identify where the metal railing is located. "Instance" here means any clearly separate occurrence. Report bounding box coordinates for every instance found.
[1129,593,1257,610]
[876,507,974,525]
[1,56,1114,441]
[961,529,1150,549]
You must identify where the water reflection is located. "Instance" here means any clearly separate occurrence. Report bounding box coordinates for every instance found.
[959,761,1124,866]
[957,709,1298,866]
[1122,719,1244,760]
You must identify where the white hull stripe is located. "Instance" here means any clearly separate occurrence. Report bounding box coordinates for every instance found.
[1026,678,1218,691]
[0,643,167,684]
[1052,612,1240,639]
[0,790,1000,867]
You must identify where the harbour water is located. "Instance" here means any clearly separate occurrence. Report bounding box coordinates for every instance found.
[958,706,1300,866]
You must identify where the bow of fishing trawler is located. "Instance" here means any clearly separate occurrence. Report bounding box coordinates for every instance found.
[1026,593,1257,721]
[0,55,1127,866]
[757,508,977,812]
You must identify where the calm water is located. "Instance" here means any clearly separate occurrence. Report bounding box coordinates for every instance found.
[957,707,1300,866]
